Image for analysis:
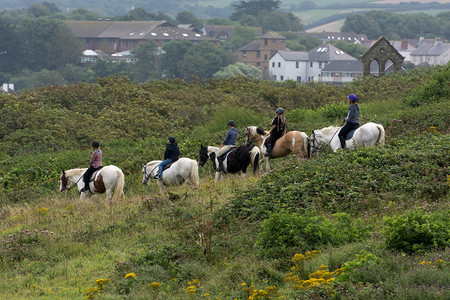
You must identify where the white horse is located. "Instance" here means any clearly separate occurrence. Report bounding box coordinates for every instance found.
[311,122,385,152]
[245,126,310,172]
[142,157,200,192]
[60,165,125,202]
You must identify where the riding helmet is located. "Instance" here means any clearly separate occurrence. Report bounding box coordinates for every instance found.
[168,136,176,143]
[347,94,357,102]
[227,120,236,127]
[92,140,100,148]
[275,107,284,114]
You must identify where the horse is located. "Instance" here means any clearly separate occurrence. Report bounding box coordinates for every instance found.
[311,122,385,152]
[60,165,125,202]
[142,157,200,192]
[245,126,310,172]
[198,143,260,181]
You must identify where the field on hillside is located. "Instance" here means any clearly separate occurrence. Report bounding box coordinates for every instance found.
[0,65,448,299]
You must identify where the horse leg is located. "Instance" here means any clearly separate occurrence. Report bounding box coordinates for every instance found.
[214,172,220,181]
[157,180,164,192]
[264,156,270,172]
[105,189,113,203]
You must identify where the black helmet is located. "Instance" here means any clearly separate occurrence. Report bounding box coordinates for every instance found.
[227,120,235,127]
[92,141,100,148]
[275,107,284,114]
[168,136,175,143]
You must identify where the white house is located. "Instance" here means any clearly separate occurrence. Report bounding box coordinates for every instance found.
[269,44,356,83]
[320,60,396,84]
[410,41,450,66]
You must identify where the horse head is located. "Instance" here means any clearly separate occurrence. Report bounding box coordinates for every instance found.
[59,170,68,192]
[198,145,209,167]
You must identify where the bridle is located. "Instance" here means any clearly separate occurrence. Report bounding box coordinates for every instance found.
[143,164,159,182]
[60,172,84,192]
[311,126,342,153]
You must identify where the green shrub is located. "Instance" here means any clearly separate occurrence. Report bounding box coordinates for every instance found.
[256,212,370,258]
[383,210,450,253]
[403,64,450,107]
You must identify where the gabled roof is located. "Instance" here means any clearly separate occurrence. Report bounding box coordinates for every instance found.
[262,31,286,39]
[237,41,260,51]
[65,20,218,42]
[273,50,308,61]
[296,31,368,43]
[322,60,396,73]
[308,44,357,62]
[361,36,404,60]
[410,42,450,56]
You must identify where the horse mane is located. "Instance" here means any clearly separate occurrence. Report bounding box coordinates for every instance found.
[145,160,162,168]
[256,127,267,135]
[207,146,219,153]
[64,168,87,177]
[320,126,339,135]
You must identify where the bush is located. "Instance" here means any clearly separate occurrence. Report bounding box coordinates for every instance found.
[256,212,370,258]
[403,64,450,107]
[383,210,450,253]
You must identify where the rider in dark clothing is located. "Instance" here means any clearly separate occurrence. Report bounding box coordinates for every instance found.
[265,107,287,158]
[338,94,360,149]
[156,136,180,179]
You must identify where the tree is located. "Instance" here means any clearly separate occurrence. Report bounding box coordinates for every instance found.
[0,14,21,74]
[228,25,260,51]
[130,40,161,82]
[330,41,368,59]
[179,42,236,79]
[49,22,83,69]
[160,41,194,79]
[176,11,201,28]
[230,0,281,21]
[259,10,303,32]
[213,62,262,79]
[67,8,101,20]
[342,14,382,40]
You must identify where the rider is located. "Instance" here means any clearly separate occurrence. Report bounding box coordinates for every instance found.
[216,120,238,172]
[80,141,103,192]
[265,107,287,158]
[338,94,360,149]
[156,136,179,179]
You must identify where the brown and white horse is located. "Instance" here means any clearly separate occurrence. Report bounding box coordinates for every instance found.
[60,165,125,202]
[245,126,310,171]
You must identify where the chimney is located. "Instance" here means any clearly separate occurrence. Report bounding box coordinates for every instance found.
[401,39,408,50]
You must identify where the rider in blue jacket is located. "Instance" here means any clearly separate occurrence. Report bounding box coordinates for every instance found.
[216,120,238,172]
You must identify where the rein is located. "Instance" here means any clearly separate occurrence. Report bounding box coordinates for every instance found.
[312,125,343,153]
[62,172,85,192]
[144,164,159,181]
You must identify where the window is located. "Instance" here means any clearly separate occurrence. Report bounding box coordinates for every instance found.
[264,39,268,45]
[264,55,268,60]
[310,62,313,67]
[243,51,247,58]
[257,62,260,67]
[272,75,277,80]
[272,62,275,67]
[296,61,299,68]
[296,76,301,82]
[256,51,260,58]
[278,62,281,67]
[280,75,284,81]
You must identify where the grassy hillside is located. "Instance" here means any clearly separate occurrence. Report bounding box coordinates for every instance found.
[0,65,449,299]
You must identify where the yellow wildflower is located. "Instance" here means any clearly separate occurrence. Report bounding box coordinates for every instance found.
[124,272,136,279]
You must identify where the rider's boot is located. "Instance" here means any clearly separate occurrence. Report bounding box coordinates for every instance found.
[216,156,224,172]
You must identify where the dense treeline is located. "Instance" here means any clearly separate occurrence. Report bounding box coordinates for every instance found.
[342,10,450,40]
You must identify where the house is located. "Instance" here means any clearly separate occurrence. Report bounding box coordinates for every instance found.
[64,20,219,55]
[320,60,397,84]
[389,39,417,62]
[110,50,138,63]
[0,83,14,93]
[269,43,356,83]
[237,32,287,73]
[202,24,262,41]
[410,40,450,66]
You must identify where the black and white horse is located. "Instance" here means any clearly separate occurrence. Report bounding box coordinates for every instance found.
[199,143,260,181]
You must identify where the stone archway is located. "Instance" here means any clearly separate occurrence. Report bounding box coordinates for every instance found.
[361,36,404,77]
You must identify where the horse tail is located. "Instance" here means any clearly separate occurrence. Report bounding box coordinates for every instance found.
[250,146,260,174]
[112,168,125,202]
[376,124,386,146]
[190,160,200,186]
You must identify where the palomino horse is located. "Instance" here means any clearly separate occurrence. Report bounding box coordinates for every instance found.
[311,122,385,152]
[199,143,260,181]
[60,165,125,202]
[142,157,199,192]
[245,126,310,172]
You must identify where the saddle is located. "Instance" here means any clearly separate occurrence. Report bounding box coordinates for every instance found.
[162,159,177,172]
[85,167,104,193]
[219,147,236,160]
